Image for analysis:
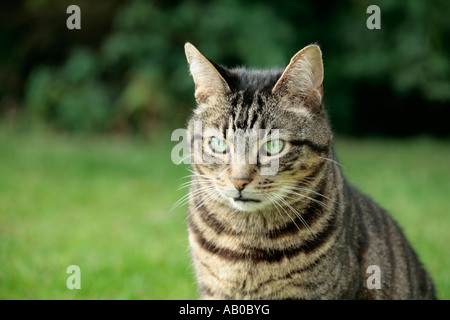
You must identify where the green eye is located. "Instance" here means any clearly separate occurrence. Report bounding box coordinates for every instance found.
[209,137,229,154]
[263,140,285,156]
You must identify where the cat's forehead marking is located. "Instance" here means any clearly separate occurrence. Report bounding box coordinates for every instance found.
[226,90,269,132]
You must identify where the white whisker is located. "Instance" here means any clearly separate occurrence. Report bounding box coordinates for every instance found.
[171,184,216,211]
[267,194,300,231]
[282,184,337,204]
[320,156,344,168]
[273,193,313,235]
[281,186,336,212]
[177,179,213,190]
[187,188,221,222]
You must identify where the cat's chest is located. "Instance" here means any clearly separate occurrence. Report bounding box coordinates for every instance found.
[191,238,327,299]
[204,260,289,299]
[198,258,341,299]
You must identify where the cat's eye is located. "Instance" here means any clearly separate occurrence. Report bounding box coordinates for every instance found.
[209,137,229,154]
[263,139,285,156]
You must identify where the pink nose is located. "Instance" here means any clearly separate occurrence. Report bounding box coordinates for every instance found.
[230,176,251,191]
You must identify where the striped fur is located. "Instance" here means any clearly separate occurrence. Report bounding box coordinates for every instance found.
[183,43,436,300]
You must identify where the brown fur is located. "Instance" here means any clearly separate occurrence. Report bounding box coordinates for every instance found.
[183,43,436,299]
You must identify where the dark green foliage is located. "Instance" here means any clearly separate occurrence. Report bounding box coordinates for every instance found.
[1,0,449,135]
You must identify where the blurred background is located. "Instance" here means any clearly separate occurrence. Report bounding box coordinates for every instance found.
[0,0,449,299]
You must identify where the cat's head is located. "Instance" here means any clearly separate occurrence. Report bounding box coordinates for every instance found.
[184,43,332,213]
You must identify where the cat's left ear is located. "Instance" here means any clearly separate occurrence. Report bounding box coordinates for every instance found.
[184,43,231,103]
[272,44,324,110]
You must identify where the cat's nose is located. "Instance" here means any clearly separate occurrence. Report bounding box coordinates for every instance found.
[230,176,251,191]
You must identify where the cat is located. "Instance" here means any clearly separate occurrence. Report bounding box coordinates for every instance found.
[182,42,436,299]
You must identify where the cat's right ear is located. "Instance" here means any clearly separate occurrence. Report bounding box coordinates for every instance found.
[184,43,231,103]
[272,44,324,111]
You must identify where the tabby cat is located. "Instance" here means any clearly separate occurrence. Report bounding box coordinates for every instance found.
[182,42,436,299]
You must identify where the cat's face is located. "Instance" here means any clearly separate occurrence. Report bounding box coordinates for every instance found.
[185,43,332,213]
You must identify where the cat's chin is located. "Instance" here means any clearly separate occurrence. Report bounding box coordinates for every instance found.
[227,197,268,212]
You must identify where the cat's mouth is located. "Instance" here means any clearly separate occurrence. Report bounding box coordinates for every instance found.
[228,194,266,212]
[233,195,261,203]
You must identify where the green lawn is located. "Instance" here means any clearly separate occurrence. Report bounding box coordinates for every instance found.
[0,127,449,299]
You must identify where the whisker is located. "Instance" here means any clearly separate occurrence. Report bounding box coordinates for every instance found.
[281,187,336,212]
[277,178,318,188]
[183,188,216,223]
[194,190,219,211]
[186,188,221,223]
[320,156,344,168]
[171,185,216,211]
[187,169,216,180]
[177,179,213,190]
[176,174,193,182]
[274,193,314,235]
[282,185,336,203]
[174,190,212,216]
[267,194,300,231]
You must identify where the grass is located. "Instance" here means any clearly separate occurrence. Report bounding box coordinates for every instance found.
[0,127,449,299]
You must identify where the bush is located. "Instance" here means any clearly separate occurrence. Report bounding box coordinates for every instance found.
[4,0,449,135]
